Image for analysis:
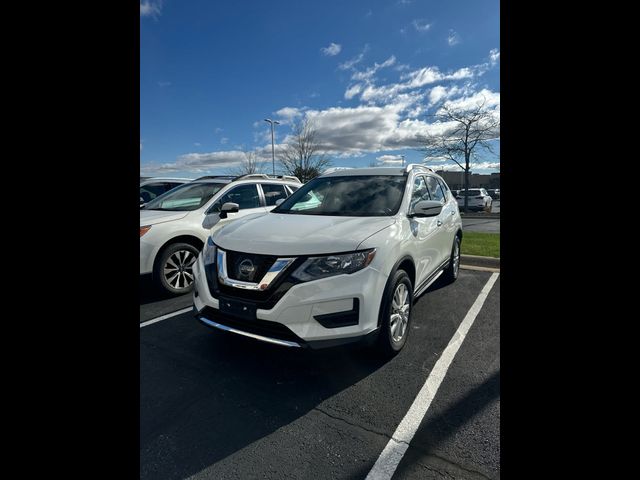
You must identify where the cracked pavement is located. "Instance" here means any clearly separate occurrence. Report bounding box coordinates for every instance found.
[140,270,500,479]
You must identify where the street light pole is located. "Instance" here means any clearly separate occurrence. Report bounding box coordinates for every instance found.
[401,155,405,167]
[264,118,280,175]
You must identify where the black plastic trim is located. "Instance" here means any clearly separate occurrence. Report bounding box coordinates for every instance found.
[313,299,360,328]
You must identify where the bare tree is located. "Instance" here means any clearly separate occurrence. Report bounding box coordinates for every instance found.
[278,118,331,182]
[226,149,265,177]
[419,100,499,212]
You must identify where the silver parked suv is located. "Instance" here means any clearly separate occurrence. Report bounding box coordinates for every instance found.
[140,174,302,295]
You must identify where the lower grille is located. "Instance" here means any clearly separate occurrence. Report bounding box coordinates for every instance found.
[198,306,303,343]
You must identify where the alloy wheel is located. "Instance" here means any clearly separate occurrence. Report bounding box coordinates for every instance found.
[163,250,196,291]
[390,283,410,342]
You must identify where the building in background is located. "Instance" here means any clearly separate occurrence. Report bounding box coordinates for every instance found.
[435,170,500,190]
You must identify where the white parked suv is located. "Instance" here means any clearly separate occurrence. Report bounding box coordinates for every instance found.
[456,188,493,212]
[192,165,463,355]
[140,174,302,295]
[140,177,193,207]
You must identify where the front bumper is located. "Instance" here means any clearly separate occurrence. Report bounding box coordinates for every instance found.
[192,252,387,348]
[140,239,155,275]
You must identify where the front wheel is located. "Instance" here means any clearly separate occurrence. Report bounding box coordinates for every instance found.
[377,270,413,356]
[442,236,461,284]
[154,242,199,295]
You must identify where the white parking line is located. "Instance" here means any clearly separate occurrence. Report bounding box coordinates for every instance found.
[139,306,193,328]
[366,272,499,480]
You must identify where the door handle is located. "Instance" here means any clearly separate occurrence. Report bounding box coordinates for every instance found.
[437,220,443,227]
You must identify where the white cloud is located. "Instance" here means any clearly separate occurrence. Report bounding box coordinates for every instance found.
[448,30,461,46]
[353,64,474,105]
[441,89,500,112]
[220,137,229,145]
[321,42,342,56]
[402,66,473,88]
[140,1,162,18]
[412,19,432,32]
[428,85,465,106]
[489,48,500,65]
[351,55,396,82]
[376,154,404,165]
[143,150,247,173]
[296,103,438,154]
[275,106,303,124]
[157,81,171,87]
[344,84,363,100]
[154,53,499,174]
[339,44,369,70]
[194,142,201,146]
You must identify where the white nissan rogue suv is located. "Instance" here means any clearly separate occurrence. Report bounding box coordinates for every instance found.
[192,164,462,355]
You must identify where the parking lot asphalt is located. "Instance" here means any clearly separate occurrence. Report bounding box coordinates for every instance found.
[140,270,500,479]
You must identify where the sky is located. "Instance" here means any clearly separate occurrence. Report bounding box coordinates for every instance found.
[140,0,500,178]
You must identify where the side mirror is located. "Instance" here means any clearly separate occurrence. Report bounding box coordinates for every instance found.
[275,198,285,206]
[409,200,443,218]
[219,202,239,219]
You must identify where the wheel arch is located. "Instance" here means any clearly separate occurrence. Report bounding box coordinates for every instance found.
[377,255,416,327]
[152,235,205,274]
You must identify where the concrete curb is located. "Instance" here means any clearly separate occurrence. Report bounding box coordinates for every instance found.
[460,254,500,270]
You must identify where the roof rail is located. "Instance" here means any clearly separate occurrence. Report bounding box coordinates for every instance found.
[193,175,236,181]
[405,163,433,173]
[233,173,301,183]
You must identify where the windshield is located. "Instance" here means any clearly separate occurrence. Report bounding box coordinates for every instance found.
[272,175,407,216]
[458,189,482,196]
[143,182,225,211]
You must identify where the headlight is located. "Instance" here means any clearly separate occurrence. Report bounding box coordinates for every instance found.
[140,225,151,237]
[291,249,376,282]
[203,236,217,266]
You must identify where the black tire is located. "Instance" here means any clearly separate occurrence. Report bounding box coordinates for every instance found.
[442,235,461,284]
[376,270,414,357]
[154,242,200,295]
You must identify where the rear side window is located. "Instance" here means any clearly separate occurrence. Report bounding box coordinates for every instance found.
[426,176,446,203]
[140,183,168,203]
[261,184,288,206]
[438,178,451,195]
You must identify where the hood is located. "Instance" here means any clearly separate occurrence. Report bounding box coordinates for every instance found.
[140,209,189,226]
[213,212,395,256]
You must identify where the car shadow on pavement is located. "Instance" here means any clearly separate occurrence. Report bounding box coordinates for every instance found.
[413,275,452,305]
[140,328,389,480]
[347,370,501,480]
[139,274,182,305]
